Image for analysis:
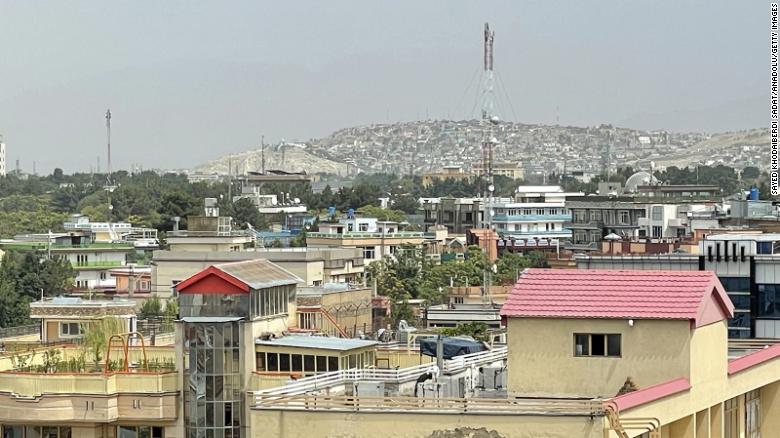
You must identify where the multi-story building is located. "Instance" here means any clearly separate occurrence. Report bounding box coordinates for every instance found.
[152,247,365,299]
[492,186,582,253]
[564,196,646,252]
[307,218,425,264]
[0,237,133,292]
[420,165,475,188]
[6,264,780,437]
[420,197,481,234]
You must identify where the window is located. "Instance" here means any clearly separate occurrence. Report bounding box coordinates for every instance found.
[573,210,587,223]
[746,389,760,438]
[99,271,107,280]
[651,206,663,221]
[652,226,662,238]
[536,209,544,215]
[256,353,266,371]
[574,333,621,357]
[361,246,376,260]
[719,277,750,292]
[618,210,630,225]
[1,427,72,438]
[724,397,739,438]
[359,223,368,232]
[589,210,602,221]
[118,425,164,438]
[60,322,81,337]
[759,284,780,317]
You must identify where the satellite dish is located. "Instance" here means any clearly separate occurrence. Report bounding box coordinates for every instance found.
[293,198,300,204]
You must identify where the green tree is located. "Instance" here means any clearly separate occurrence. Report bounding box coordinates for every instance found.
[81,316,124,364]
[231,198,265,229]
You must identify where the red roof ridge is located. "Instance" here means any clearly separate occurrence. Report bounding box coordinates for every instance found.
[175,265,250,294]
[728,343,780,375]
[607,377,691,412]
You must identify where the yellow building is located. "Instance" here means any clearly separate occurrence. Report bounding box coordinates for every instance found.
[9,264,780,437]
[421,165,475,188]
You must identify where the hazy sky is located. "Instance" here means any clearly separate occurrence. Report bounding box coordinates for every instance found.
[0,1,767,173]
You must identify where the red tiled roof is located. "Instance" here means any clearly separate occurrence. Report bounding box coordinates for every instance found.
[728,343,780,375]
[608,377,691,411]
[500,269,734,326]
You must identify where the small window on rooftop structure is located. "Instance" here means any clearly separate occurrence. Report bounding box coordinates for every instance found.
[574,333,621,358]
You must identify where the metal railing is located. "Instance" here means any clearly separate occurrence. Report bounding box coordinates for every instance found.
[255,347,507,398]
[254,393,604,416]
[307,232,425,239]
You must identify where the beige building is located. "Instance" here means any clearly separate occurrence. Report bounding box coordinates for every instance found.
[421,165,475,188]
[296,284,373,337]
[152,247,365,298]
[30,297,137,343]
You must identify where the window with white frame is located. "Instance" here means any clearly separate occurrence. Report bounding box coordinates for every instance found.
[746,389,760,438]
[60,322,82,337]
[618,210,630,225]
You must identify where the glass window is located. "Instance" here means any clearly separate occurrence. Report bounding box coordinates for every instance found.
[304,355,315,373]
[574,334,589,356]
[256,353,265,371]
[266,353,278,372]
[2,426,23,438]
[758,284,780,317]
[730,313,752,328]
[618,210,630,225]
[651,206,663,221]
[328,356,339,372]
[729,294,751,311]
[316,356,327,373]
[278,354,289,372]
[719,277,750,292]
[291,355,302,372]
[574,334,620,357]
[607,334,621,356]
[724,397,739,438]
[60,323,81,337]
[746,389,760,438]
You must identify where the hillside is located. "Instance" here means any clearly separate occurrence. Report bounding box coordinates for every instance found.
[192,120,769,176]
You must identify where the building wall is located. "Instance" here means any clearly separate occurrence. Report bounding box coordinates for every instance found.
[250,409,602,438]
[506,318,692,398]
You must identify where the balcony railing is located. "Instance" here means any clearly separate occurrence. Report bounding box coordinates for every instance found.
[307,232,425,239]
[255,347,507,397]
[72,261,125,269]
[563,241,601,251]
[254,393,604,416]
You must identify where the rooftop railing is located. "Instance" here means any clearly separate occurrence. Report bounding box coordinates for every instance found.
[255,347,507,398]
[307,232,425,239]
[254,393,604,416]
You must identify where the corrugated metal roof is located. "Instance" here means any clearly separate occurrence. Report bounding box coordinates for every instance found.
[255,335,377,351]
[215,259,303,289]
[500,269,733,323]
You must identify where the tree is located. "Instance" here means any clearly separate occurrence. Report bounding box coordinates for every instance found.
[139,296,163,319]
[231,198,265,230]
[81,316,124,364]
[391,195,420,215]
[441,322,489,342]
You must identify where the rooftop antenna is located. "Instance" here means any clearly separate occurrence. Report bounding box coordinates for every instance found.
[105,109,112,187]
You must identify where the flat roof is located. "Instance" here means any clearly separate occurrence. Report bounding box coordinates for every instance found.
[255,335,378,351]
[181,316,244,323]
[706,233,780,242]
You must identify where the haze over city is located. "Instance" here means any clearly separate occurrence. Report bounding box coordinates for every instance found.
[0,1,766,173]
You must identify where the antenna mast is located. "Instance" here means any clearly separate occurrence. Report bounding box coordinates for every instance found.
[480,23,498,305]
[105,109,112,186]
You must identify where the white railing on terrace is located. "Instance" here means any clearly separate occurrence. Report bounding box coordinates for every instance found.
[254,394,604,416]
[255,347,507,397]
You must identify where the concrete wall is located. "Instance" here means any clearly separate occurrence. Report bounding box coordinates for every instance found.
[250,409,603,438]
[506,318,692,398]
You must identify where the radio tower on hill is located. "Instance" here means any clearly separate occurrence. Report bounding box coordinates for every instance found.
[480,23,500,304]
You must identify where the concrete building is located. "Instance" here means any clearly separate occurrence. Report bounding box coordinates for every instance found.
[7,265,780,436]
[420,165,475,188]
[307,218,425,265]
[295,284,373,337]
[152,247,365,298]
[420,197,482,234]
[30,296,137,343]
[564,196,647,252]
